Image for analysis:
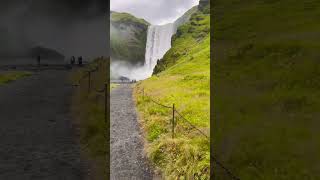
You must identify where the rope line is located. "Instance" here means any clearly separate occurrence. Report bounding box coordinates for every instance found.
[211,156,240,180]
[174,109,209,139]
[88,66,99,73]
[75,65,100,84]
[94,86,106,93]
[143,92,172,109]
[142,89,239,179]
[143,90,208,138]
[148,97,173,109]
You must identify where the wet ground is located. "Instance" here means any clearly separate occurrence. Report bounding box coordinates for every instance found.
[0,70,88,180]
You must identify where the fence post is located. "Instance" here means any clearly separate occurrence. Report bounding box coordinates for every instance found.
[172,103,175,139]
[88,71,91,94]
[142,88,145,101]
[105,83,108,124]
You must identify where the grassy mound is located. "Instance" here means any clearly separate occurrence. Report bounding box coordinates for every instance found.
[111,11,149,64]
[111,11,150,27]
[133,3,210,179]
[213,0,320,179]
[0,71,32,85]
[70,58,109,179]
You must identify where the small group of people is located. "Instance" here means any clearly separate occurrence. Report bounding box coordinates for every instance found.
[36,55,83,66]
[70,56,83,66]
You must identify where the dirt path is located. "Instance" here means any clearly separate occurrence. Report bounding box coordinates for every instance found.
[110,84,154,179]
[0,70,88,180]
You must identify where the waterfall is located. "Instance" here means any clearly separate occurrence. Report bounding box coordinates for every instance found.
[144,23,176,76]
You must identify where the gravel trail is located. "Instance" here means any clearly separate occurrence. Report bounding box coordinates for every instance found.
[110,84,154,180]
[0,70,88,180]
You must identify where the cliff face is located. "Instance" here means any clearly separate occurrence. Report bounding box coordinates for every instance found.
[153,3,210,74]
[199,0,210,11]
[110,11,150,65]
[174,5,198,31]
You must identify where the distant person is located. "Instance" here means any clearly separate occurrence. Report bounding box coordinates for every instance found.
[78,56,83,66]
[70,56,75,65]
[37,55,41,66]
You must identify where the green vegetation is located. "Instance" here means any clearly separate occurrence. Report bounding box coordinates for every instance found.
[111,11,150,64]
[153,6,210,74]
[70,58,109,180]
[0,71,31,85]
[134,3,210,179]
[213,0,320,179]
[111,11,150,27]
[111,83,118,90]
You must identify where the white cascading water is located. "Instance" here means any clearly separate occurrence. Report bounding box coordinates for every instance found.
[144,23,176,77]
[110,23,176,81]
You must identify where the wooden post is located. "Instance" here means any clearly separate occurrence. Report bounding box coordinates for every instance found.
[88,72,91,94]
[105,83,108,124]
[172,103,175,139]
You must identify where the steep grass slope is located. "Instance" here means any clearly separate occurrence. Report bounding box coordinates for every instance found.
[213,0,320,179]
[134,3,210,179]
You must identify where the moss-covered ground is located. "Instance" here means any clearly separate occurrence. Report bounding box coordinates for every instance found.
[213,0,320,179]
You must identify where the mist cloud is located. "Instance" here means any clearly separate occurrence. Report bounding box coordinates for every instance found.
[111,60,151,81]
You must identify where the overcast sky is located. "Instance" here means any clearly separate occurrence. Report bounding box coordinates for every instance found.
[0,0,108,59]
[111,0,199,25]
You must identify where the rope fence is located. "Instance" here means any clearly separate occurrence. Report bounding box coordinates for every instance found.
[140,88,240,180]
[69,61,240,179]
[174,109,209,139]
[141,88,209,139]
[70,58,109,125]
[211,155,240,180]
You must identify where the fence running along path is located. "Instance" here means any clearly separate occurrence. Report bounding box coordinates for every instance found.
[0,63,90,71]
[69,64,240,179]
[68,58,111,177]
[140,87,209,140]
[70,60,109,127]
[140,88,240,180]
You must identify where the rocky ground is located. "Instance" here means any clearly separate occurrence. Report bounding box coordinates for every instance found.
[110,84,154,180]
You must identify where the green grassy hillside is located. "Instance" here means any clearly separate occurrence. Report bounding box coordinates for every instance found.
[213,0,320,179]
[134,3,210,179]
[0,71,31,85]
[111,11,149,26]
[111,12,150,65]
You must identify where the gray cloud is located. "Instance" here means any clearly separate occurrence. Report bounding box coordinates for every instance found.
[111,0,199,25]
[0,0,109,61]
